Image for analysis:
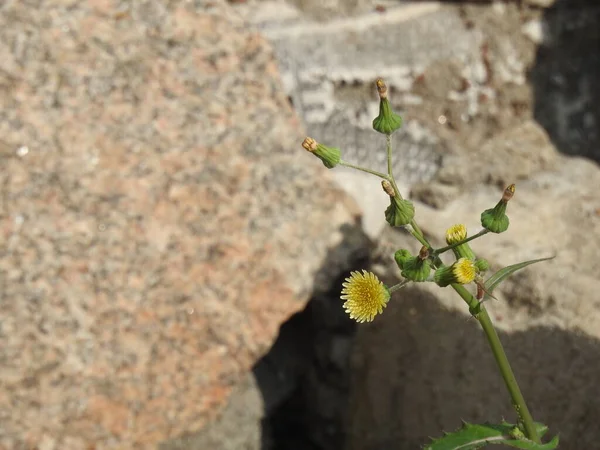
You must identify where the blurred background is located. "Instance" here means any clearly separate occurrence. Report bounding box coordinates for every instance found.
[1,0,599,449]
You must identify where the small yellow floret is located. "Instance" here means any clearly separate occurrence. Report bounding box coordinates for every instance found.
[341,270,390,323]
[446,224,467,245]
[452,258,477,284]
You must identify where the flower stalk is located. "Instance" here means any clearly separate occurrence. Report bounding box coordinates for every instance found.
[301,77,548,446]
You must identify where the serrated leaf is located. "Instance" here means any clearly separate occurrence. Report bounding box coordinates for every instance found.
[424,421,559,450]
[483,257,555,300]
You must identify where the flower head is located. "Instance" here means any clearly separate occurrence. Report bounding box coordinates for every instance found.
[341,270,390,323]
[445,224,467,245]
[445,224,476,260]
[453,258,477,284]
[434,258,478,287]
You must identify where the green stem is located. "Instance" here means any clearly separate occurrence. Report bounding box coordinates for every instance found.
[435,229,489,255]
[389,279,410,293]
[339,160,389,179]
[385,135,431,250]
[386,134,393,178]
[451,284,540,443]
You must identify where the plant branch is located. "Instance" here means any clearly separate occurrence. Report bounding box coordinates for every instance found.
[434,229,489,255]
[451,284,541,444]
[339,161,389,179]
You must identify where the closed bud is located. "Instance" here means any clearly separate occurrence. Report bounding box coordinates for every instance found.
[481,185,515,234]
[434,258,478,287]
[445,224,476,260]
[385,197,415,227]
[372,79,403,135]
[302,137,341,169]
[474,259,489,272]
[401,246,432,282]
[394,249,412,271]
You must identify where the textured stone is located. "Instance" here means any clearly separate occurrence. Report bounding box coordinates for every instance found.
[0,0,359,449]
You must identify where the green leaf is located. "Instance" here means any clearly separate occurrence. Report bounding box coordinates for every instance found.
[483,256,555,300]
[424,421,559,450]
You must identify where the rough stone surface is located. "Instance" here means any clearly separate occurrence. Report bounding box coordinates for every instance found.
[0,1,361,449]
[223,1,600,450]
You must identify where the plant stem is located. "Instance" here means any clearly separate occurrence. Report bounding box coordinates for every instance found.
[339,161,389,179]
[386,134,393,177]
[389,279,410,293]
[434,229,489,255]
[451,284,541,443]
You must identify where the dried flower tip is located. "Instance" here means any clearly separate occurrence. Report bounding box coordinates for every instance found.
[372,80,402,135]
[502,183,516,203]
[418,245,429,260]
[301,137,341,169]
[376,78,388,99]
[341,270,390,323]
[382,180,395,197]
[302,137,317,152]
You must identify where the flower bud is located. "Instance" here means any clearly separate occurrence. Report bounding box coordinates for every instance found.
[445,224,476,260]
[401,246,432,282]
[372,79,403,135]
[474,259,489,272]
[434,258,478,287]
[394,249,412,271]
[302,137,341,169]
[481,184,515,233]
[385,197,415,227]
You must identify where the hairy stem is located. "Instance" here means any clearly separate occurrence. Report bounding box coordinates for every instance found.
[451,284,541,443]
[339,161,389,179]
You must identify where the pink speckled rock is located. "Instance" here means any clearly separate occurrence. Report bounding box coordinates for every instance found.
[0,1,358,448]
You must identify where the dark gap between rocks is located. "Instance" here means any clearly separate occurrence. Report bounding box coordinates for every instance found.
[253,228,372,450]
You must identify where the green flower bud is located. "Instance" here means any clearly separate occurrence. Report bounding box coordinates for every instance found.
[394,249,412,271]
[372,79,403,135]
[481,184,515,233]
[302,137,341,169]
[434,258,478,287]
[401,246,431,282]
[474,259,489,272]
[445,224,476,260]
[385,197,415,227]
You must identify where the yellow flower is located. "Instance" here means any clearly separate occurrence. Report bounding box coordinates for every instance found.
[445,224,467,245]
[434,258,478,287]
[445,224,476,260]
[341,270,390,323]
[453,258,477,284]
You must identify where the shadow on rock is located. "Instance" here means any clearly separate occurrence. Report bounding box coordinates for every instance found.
[529,0,600,162]
[257,277,600,450]
[253,223,371,450]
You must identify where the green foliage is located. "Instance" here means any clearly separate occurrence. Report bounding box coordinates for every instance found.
[483,257,555,300]
[425,421,559,450]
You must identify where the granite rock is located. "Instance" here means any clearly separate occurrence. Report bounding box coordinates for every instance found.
[0,1,359,449]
